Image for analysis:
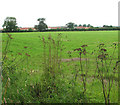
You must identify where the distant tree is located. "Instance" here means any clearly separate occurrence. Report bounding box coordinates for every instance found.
[38,18,45,22]
[90,25,94,28]
[28,28,33,32]
[35,18,48,31]
[103,25,112,27]
[87,24,91,27]
[34,25,38,30]
[83,24,87,27]
[103,25,107,27]
[79,24,82,26]
[2,17,18,31]
[109,25,113,27]
[74,24,77,27]
[66,22,75,29]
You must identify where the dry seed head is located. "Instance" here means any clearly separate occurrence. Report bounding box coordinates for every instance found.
[7,33,13,39]
[18,53,22,55]
[24,46,27,48]
[100,43,104,46]
[101,48,107,52]
[74,48,82,51]
[25,53,30,57]
[83,49,87,55]
[79,52,82,55]
[81,45,88,48]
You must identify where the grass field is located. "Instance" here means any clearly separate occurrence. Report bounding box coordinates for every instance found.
[2,31,118,60]
[2,31,118,103]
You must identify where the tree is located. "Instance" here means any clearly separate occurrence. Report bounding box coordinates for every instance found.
[66,22,75,29]
[28,28,33,32]
[109,25,113,27]
[35,18,48,31]
[34,25,38,30]
[38,18,45,22]
[90,25,93,28]
[103,25,107,27]
[74,24,77,27]
[87,24,91,27]
[79,24,82,26]
[83,24,87,27]
[103,25,113,28]
[2,17,18,31]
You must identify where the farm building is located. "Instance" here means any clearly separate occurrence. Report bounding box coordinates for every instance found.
[48,26,90,29]
[19,27,36,30]
[75,26,90,29]
[48,26,67,29]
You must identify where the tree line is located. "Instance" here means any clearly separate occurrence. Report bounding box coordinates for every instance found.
[2,17,48,32]
[1,17,119,32]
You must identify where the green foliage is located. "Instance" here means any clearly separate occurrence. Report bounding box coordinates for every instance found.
[94,43,118,104]
[87,24,91,27]
[74,24,77,27]
[2,17,18,32]
[2,31,118,104]
[2,33,32,103]
[28,28,33,32]
[35,18,48,31]
[83,24,87,27]
[103,25,113,27]
[66,22,75,29]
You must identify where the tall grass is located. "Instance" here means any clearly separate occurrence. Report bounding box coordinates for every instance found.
[2,33,118,104]
[95,43,118,105]
[2,33,32,103]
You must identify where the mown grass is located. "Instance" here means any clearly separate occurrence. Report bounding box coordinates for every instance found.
[2,31,118,104]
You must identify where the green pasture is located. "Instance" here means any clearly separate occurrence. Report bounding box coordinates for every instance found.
[2,31,118,103]
[2,31,118,58]
[2,31,118,68]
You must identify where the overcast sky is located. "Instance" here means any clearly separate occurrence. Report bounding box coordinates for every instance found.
[0,0,119,28]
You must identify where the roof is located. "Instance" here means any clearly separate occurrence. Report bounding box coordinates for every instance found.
[75,26,90,29]
[48,27,62,29]
[19,27,36,30]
